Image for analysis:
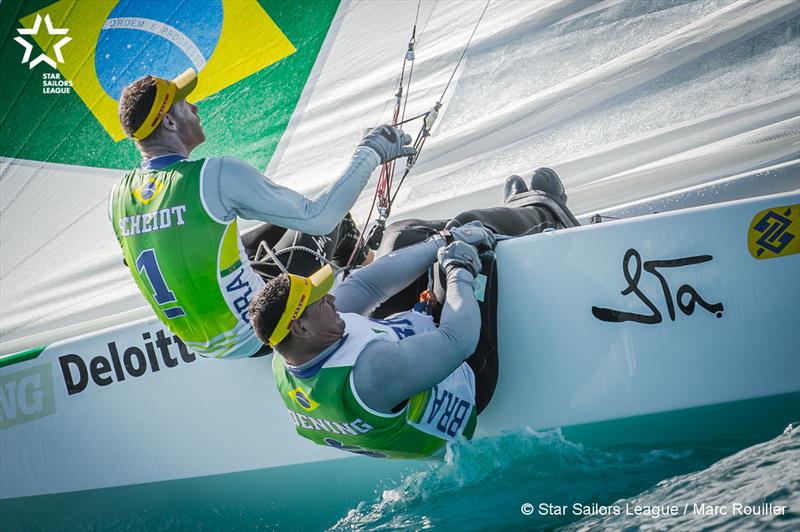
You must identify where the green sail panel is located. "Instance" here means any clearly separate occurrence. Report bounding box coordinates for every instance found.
[0,0,340,170]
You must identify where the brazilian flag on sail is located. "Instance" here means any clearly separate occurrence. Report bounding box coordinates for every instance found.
[0,0,340,170]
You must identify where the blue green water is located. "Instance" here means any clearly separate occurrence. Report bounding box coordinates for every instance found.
[331,426,799,531]
[3,424,797,530]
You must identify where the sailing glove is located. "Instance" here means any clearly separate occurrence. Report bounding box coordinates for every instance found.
[359,125,416,164]
[448,220,496,250]
[437,241,482,278]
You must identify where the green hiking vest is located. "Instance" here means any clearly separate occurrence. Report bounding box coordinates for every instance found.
[111,159,264,358]
[273,312,478,459]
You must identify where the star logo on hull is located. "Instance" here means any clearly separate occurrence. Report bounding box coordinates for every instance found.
[15,14,71,69]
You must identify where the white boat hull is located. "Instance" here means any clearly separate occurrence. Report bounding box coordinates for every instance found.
[1,192,797,521]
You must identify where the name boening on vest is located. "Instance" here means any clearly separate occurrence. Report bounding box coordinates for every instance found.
[287,410,374,436]
[118,205,187,237]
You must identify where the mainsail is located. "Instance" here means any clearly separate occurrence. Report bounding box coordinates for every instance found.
[2,0,799,351]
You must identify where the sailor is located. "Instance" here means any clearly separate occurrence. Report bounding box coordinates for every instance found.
[110,69,415,359]
[248,171,576,458]
[371,167,571,319]
[249,223,495,459]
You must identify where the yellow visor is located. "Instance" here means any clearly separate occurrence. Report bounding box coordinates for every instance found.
[268,265,335,347]
[131,68,198,140]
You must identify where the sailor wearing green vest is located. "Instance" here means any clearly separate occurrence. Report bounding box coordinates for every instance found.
[110,68,415,359]
[248,224,496,459]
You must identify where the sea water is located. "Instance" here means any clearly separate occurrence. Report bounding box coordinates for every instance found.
[330,426,799,531]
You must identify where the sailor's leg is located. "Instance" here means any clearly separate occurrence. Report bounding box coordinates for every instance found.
[465,255,499,415]
[271,228,339,277]
[329,213,368,267]
[451,166,577,235]
[451,205,558,237]
[370,218,448,318]
[246,224,341,279]
[240,222,286,259]
[467,342,498,415]
[245,213,372,279]
[376,218,448,256]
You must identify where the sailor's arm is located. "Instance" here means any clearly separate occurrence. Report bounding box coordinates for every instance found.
[331,235,445,315]
[202,149,378,234]
[332,223,494,314]
[202,126,414,235]
[352,251,481,413]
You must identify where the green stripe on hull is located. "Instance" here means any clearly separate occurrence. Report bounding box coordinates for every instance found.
[0,346,46,369]
[559,391,800,447]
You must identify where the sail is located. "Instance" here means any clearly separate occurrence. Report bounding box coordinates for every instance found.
[0,0,341,350]
[2,0,799,352]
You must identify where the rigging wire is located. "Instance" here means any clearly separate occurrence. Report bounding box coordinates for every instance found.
[344,0,491,273]
[438,0,491,103]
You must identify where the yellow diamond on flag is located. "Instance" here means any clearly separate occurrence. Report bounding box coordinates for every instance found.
[20,0,296,141]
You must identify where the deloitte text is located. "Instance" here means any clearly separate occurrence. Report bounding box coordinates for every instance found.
[59,329,196,395]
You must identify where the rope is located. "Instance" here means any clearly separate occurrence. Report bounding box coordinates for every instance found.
[344,0,492,272]
[254,241,342,275]
[438,0,491,103]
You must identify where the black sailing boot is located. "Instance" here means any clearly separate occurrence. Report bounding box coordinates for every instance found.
[529,167,567,203]
[503,174,529,203]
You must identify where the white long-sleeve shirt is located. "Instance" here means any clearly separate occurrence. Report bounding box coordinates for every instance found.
[122,147,380,235]
[200,148,380,233]
[334,238,481,413]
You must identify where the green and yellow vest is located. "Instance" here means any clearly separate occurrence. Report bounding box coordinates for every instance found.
[111,159,264,359]
[273,312,477,459]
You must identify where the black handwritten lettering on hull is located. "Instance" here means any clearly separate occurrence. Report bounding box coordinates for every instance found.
[592,248,724,324]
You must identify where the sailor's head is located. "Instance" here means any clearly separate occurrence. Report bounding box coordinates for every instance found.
[118,68,205,152]
[249,265,344,353]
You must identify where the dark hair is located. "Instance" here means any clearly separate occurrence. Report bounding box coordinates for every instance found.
[118,76,160,139]
[249,274,292,347]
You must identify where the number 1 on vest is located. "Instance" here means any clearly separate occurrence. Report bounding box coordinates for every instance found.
[135,249,186,319]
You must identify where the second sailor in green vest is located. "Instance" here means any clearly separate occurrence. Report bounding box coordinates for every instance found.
[248,224,496,459]
[110,68,415,359]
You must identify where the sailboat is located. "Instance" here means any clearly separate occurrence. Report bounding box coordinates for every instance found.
[1,0,798,527]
